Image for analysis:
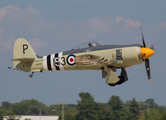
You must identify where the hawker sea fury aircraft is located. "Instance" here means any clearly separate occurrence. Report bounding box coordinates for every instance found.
[9,31,155,86]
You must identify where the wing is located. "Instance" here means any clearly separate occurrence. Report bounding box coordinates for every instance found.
[74,54,123,68]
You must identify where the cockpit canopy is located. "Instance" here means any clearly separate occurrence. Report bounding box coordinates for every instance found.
[72,42,100,50]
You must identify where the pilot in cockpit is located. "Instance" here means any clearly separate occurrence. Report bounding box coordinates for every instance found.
[88,43,93,47]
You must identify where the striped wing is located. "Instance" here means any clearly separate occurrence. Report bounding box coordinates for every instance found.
[74,54,112,67]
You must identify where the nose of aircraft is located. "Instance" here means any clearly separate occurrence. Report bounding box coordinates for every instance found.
[141,47,155,60]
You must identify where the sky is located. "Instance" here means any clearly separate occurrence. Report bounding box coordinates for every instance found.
[0,0,166,106]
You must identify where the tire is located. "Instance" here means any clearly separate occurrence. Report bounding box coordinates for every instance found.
[116,76,125,85]
[29,73,33,78]
[108,83,116,86]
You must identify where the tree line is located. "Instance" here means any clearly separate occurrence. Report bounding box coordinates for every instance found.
[0,92,166,120]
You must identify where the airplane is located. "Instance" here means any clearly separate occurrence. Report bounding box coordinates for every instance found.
[9,28,155,86]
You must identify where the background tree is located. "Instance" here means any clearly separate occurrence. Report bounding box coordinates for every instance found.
[74,92,100,120]
[46,104,61,115]
[11,102,28,115]
[0,106,5,120]
[64,104,77,120]
[161,109,166,120]
[98,103,112,120]
[145,99,158,109]
[58,104,78,120]
[108,95,133,120]
[129,98,139,119]
[1,101,12,110]
[123,100,131,109]
[108,95,123,111]
[0,94,166,120]
[137,115,145,120]
[138,101,147,114]
[21,99,46,115]
[145,109,161,120]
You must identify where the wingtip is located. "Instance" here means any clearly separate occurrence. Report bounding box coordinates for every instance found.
[148,79,151,82]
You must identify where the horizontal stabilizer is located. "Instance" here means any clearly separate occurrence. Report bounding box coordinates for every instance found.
[8,67,23,71]
[12,58,35,62]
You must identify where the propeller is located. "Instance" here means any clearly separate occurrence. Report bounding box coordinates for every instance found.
[141,26,146,48]
[140,26,155,82]
[150,44,155,51]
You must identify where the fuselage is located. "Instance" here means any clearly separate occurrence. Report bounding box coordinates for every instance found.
[27,44,144,73]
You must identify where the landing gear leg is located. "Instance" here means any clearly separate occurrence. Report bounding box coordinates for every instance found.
[121,68,128,81]
[116,68,128,85]
[107,68,128,87]
[29,72,34,78]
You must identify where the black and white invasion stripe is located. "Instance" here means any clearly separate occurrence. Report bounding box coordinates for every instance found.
[43,52,64,71]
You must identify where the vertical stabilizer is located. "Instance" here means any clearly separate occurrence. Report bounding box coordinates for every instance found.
[13,38,36,71]
[13,38,36,60]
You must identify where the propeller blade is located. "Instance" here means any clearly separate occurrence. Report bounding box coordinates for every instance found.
[145,59,151,82]
[140,26,146,47]
[150,44,155,51]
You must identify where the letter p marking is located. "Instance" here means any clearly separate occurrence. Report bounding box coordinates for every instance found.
[23,44,28,54]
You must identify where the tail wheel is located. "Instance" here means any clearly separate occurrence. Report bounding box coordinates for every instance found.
[29,72,34,78]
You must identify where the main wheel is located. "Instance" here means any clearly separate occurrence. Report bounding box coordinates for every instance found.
[108,83,116,86]
[116,76,125,85]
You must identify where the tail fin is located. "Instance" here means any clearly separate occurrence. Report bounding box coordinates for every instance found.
[12,38,37,71]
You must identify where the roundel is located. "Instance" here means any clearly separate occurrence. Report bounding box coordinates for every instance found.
[67,54,76,66]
